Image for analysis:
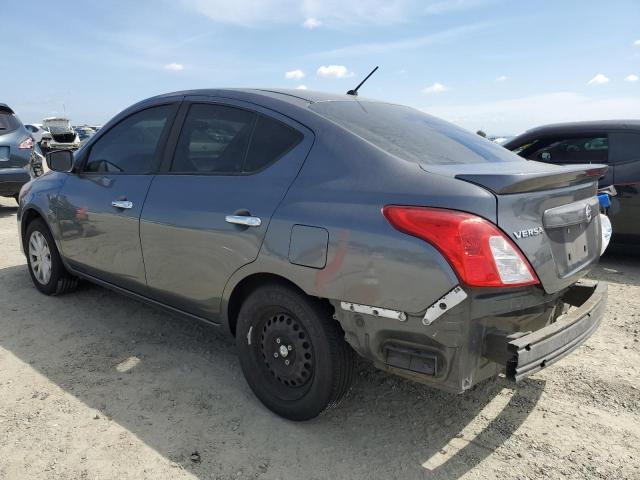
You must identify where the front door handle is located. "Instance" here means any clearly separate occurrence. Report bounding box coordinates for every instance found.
[111,200,133,209]
[225,215,261,227]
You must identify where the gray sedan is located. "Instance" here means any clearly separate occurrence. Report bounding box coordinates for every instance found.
[17,89,607,420]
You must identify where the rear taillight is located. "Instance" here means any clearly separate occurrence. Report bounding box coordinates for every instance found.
[382,206,539,288]
[18,137,33,149]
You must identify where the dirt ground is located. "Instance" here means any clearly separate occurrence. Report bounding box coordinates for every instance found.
[0,196,638,480]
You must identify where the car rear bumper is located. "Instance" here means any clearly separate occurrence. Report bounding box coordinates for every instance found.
[0,167,30,196]
[483,281,606,381]
[334,280,606,393]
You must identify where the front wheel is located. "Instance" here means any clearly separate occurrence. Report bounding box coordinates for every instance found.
[25,218,77,295]
[236,284,355,421]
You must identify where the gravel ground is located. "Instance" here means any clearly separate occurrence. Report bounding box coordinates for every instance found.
[0,196,638,480]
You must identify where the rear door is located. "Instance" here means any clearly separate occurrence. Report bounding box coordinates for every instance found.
[56,102,179,292]
[140,97,313,320]
[608,131,640,243]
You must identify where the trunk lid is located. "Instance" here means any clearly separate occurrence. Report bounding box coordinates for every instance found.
[422,161,606,293]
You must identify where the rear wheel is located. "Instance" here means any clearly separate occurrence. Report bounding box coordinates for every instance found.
[236,284,355,421]
[25,218,77,295]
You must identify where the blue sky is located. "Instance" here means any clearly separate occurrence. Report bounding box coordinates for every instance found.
[3,0,639,134]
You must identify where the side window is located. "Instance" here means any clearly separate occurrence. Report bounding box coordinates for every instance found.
[244,115,303,172]
[85,105,172,173]
[525,135,608,164]
[171,104,255,174]
[609,132,640,164]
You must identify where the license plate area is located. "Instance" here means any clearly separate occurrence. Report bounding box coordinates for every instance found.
[546,220,597,277]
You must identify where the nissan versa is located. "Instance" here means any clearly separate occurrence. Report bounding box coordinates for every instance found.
[17,89,608,420]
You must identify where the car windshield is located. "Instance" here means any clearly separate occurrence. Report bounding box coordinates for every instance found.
[309,101,523,165]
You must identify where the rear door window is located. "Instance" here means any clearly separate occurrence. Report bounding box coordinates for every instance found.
[609,132,640,164]
[171,104,303,174]
[523,135,608,164]
[171,104,255,174]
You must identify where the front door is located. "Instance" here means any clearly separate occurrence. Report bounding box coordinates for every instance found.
[56,103,177,292]
[140,99,313,320]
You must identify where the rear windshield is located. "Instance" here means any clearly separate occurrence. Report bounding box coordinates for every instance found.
[309,101,522,165]
[0,113,21,135]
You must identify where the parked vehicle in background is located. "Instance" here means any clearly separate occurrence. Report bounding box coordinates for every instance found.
[24,124,51,144]
[0,104,40,202]
[41,117,80,152]
[74,126,96,145]
[18,89,607,420]
[504,120,640,245]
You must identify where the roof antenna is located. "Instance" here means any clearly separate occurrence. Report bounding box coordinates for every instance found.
[346,66,379,96]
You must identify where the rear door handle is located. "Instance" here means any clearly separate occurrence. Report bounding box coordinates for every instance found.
[225,215,261,227]
[111,200,133,209]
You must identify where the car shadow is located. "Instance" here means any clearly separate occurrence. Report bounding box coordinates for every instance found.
[0,264,544,479]
[592,250,640,288]
[0,203,18,219]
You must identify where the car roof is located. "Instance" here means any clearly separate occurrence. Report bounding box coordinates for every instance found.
[149,88,384,107]
[519,119,640,136]
[503,120,640,149]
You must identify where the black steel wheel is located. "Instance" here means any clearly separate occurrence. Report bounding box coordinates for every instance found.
[236,283,355,421]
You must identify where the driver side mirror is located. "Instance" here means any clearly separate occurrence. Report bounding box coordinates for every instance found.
[46,150,74,172]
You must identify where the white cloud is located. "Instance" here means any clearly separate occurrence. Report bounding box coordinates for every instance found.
[164,62,184,71]
[625,74,639,82]
[303,17,322,29]
[634,40,640,46]
[296,85,308,90]
[587,73,609,85]
[285,69,305,80]
[310,23,488,58]
[496,75,508,82]
[317,65,354,78]
[422,82,449,94]
[426,92,640,134]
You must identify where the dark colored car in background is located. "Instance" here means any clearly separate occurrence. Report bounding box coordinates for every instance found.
[0,103,39,202]
[504,121,640,244]
[18,89,607,420]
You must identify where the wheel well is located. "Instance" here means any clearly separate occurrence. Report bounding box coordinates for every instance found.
[21,208,43,248]
[226,273,334,336]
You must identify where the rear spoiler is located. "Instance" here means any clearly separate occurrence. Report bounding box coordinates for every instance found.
[455,165,608,194]
[0,103,15,114]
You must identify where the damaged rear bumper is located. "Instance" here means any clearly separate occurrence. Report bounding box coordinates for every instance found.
[334,280,606,394]
[484,281,606,381]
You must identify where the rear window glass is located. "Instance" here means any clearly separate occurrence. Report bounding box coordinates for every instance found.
[0,113,21,134]
[308,101,522,165]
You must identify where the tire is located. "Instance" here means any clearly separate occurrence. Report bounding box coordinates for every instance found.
[236,284,355,421]
[25,218,77,296]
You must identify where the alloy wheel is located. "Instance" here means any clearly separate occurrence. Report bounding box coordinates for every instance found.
[29,230,52,285]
